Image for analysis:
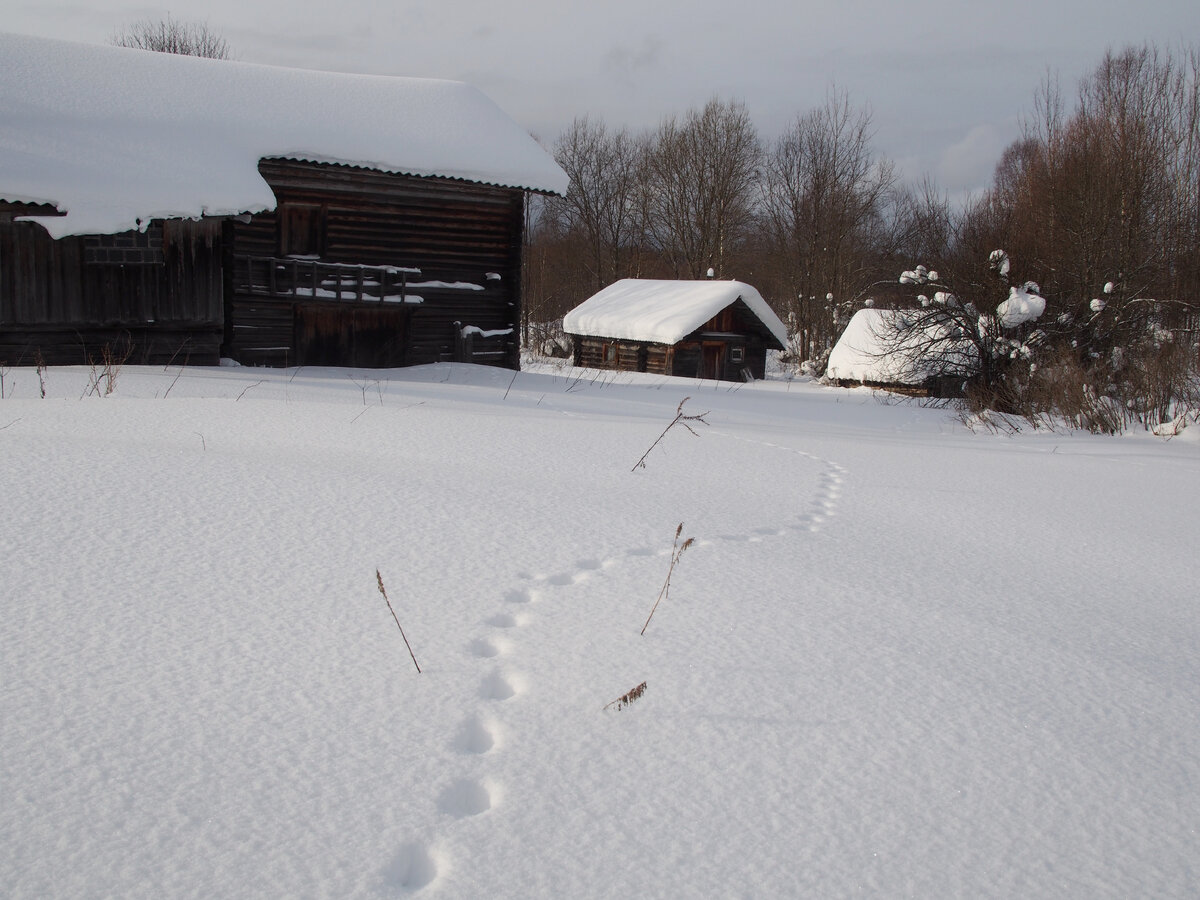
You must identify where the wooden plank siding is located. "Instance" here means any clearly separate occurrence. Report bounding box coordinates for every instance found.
[1,216,224,365]
[224,159,525,369]
[2,159,527,370]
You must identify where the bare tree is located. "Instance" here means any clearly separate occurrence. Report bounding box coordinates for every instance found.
[981,47,1199,333]
[642,98,761,279]
[547,117,647,291]
[760,89,896,359]
[111,15,231,59]
[889,176,953,272]
[877,42,1200,428]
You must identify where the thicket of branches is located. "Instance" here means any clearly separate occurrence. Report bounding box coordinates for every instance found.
[111,15,231,59]
[526,45,1199,429]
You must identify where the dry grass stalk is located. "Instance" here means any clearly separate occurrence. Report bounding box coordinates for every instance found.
[35,351,47,399]
[632,397,710,471]
[603,681,647,711]
[376,569,421,673]
[641,523,694,635]
[83,339,133,398]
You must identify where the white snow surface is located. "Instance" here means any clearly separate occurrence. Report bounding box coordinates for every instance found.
[1,360,1198,898]
[0,32,567,238]
[826,307,972,384]
[562,278,789,347]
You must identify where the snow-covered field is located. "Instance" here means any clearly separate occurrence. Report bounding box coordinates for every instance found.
[1,360,1197,898]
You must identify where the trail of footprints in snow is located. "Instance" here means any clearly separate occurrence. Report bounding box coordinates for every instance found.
[398,444,846,892]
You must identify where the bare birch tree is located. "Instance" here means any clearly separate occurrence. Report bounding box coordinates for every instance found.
[760,89,895,357]
[643,98,761,279]
[548,117,647,291]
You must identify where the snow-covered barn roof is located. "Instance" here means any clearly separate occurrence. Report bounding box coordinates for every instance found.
[0,32,568,238]
[562,279,789,348]
[826,308,974,385]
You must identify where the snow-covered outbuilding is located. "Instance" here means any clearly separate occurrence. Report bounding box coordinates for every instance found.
[826,308,973,395]
[0,33,566,368]
[562,279,788,381]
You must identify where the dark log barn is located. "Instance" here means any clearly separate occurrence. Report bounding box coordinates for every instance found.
[563,279,789,382]
[0,33,565,370]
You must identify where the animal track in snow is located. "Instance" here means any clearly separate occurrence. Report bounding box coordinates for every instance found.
[423,436,848,890]
[468,637,505,659]
[707,428,848,538]
[486,612,520,628]
[452,716,497,755]
[382,842,439,892]
[478,670,521,701]
[802,462,846,525]
[436,778,493,818]
[504,587,536,604]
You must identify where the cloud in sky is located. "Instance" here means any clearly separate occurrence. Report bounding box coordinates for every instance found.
[935,122,1019,198]
[3,0,1195,195]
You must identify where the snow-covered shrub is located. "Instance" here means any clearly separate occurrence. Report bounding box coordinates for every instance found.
[522,320,572,359]
[868,252,1046,404]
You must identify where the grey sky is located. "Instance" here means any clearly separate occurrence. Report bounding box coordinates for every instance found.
[4,1,1195,197]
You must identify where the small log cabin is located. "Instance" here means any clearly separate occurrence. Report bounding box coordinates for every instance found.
[0,33,566,369]
[563,279,789,381]
[825,307,972,397]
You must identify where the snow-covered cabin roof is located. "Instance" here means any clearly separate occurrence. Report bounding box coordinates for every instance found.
[562,279,789,348]
[826,308,974,384]
[0,32,568,238]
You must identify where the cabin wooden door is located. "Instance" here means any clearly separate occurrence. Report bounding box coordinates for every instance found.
[700,342,724,379]
[295,305,408,367]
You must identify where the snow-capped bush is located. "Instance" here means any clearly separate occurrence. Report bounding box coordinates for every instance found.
[996,283,1046,327]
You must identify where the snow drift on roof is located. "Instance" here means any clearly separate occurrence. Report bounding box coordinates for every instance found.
[826,308,975,385]
[562,279,789,348]
[0,32,568,238]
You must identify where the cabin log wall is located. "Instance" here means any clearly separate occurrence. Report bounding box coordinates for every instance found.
[574,338,671,374]
[225,159,524,369]
[1,216,224,365]
[3,159,528,370]
[568,298,781,382]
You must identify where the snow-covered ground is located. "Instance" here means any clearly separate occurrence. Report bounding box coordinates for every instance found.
[1,360,1197,898]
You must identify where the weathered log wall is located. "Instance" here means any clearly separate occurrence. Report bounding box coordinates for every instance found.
[225,159,524,369]
[1,216,224,365]
[2,159,528,370]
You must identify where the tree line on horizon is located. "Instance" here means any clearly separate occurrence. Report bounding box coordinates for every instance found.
[524,43,1199,429]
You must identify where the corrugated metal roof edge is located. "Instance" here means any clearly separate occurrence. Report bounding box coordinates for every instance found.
[269,155,564,196]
